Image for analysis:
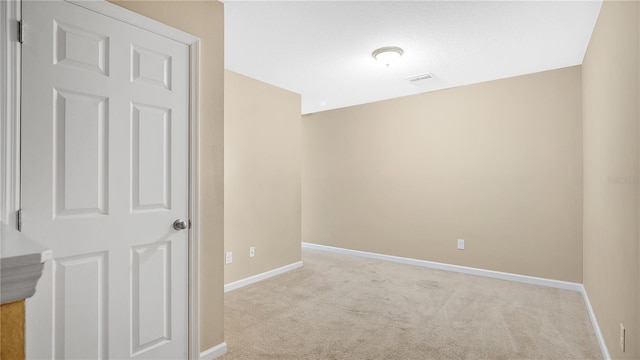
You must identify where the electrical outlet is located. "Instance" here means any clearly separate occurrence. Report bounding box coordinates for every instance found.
[620,323,625,352]
[249,247,255,258]
[457,239,465,250]
[225,251,233,265]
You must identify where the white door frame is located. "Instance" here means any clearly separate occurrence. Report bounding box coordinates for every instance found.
[1,1,202,358]
[0,0,21,229]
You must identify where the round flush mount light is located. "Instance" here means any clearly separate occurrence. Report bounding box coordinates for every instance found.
[372,46,404,67]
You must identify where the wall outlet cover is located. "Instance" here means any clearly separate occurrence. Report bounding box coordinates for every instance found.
[249,247,255,258]
[457,239,465,250]
[225,251,233,265]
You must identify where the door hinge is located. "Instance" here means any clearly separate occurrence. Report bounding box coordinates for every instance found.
[17,21,23,44]
[16,209,22,231]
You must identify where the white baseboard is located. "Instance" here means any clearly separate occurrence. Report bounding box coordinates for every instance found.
[302,242,582,291]
[302,242,609,358]
[200,342,227,360]
[580,286,610,360]
[224,261,303,293]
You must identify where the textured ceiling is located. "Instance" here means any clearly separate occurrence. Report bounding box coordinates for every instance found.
[224,1,602,114]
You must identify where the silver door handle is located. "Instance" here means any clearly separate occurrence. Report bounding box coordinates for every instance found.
[173,219,188,231]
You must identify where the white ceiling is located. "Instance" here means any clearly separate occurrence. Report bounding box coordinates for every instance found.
[224,1,602,114]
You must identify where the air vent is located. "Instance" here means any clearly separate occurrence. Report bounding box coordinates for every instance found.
[406,73,433,82]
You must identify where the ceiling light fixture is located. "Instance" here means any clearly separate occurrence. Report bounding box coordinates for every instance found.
[372,46,404,67]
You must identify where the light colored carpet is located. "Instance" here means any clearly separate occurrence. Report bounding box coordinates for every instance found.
[222,249,601,359]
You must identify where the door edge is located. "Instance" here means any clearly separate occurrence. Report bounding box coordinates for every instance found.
[0,0,22,229]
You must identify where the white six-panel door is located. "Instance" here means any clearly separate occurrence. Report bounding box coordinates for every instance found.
[21,1,190,358]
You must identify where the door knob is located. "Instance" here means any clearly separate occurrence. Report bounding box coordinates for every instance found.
[173,219,188,231]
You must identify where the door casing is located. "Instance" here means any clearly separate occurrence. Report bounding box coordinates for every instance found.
[0,1,202,358]
[0,0,20,229]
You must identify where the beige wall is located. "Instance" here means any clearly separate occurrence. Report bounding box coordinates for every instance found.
[303,66,583,283]
[224,70,301,284]
[109,0,225,352]
[582,0,639,358]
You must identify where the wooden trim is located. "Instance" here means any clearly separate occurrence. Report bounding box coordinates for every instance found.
[302,242,584,292]
[0,0,21,228]
[66,0,198,44]
[199,342,227,360]
[1,300,26,360]
[581,287,611,360]
[188,39,201,359]
[224,261,304,293]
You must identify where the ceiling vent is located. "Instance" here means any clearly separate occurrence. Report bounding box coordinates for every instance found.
[406,73,433,82]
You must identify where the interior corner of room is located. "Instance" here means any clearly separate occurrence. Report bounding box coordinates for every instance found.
[220,1,639,359]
